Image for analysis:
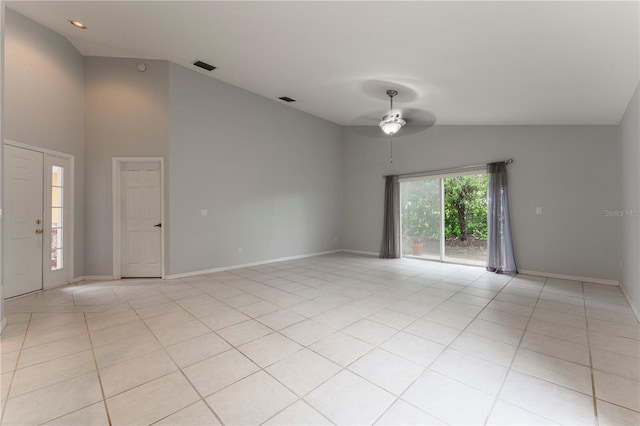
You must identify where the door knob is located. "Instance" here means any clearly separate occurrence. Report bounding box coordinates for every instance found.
[35,229,43,234]
[154,223,162,228]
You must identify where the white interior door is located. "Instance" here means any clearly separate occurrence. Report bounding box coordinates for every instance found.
[121,162,162,277]
[3,145,44,298]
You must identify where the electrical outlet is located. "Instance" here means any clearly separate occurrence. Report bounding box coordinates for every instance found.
[200,209,208,217]
[535,207,542,215]
[238,248,243,254]
[334,237,338,243]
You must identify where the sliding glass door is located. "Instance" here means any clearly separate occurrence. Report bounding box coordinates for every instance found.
[400,172,488,266]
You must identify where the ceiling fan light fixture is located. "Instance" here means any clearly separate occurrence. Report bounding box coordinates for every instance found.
[379,114,406,135]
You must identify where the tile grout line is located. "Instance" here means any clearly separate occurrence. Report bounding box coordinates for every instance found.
[480,276,558,425]
[0,312,32,426]
[370,272,522,425]
[224,267,455,424]
[178,273,341,425]
[368,278,481,425]
[583,282,600,425]
[92,289,229,422]
[82,312,114,426]
[145,280,328,423]
[127,296,226,425]
[255,271,440,425]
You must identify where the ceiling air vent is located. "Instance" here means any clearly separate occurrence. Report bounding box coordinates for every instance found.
[193,60,216,71]
[279,96,296,102]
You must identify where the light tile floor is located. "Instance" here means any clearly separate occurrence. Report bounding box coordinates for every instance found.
[1,253,639,425]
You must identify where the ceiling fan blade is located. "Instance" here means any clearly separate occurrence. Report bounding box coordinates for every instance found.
[399,108,438,127]
[347,123,434,139]
[347,126,387,138]
[391,125,433,137]
[351,109,387,126]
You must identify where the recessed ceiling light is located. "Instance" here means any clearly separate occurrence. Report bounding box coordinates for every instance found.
[69,20,87,29]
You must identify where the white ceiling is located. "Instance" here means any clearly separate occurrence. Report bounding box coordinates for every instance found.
[7,1,640,126]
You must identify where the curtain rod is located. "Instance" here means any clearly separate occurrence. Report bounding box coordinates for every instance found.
[384,159,513,179]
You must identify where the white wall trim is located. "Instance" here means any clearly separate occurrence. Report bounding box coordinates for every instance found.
[620,283,640,322]
[5,139,71,159]
[112,157,165,280]
[341,249,379,257]
[80,275,115,282]
[518,269,619,286]
[165,250,342,280]
[72,276,114,283]
[3,139,75,290]
[342,250,621,286]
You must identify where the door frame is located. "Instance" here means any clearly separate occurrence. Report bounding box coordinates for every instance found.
[3,139,75,289]
[112,157,165,280]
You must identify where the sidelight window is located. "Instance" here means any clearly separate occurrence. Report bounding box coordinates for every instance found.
[51,165,64,271]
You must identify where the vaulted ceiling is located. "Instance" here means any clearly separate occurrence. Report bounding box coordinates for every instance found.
[7,1,639,126]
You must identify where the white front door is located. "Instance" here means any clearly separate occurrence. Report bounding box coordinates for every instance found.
[4,145,74,298]
[4,145,44,298]
[121,162,162,277]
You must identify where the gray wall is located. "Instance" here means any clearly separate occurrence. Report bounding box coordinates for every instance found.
[4,9,85,278]
[619,82,640,313]
[84,57,169,276]
[168,63,343,275]
[344,125,621,281]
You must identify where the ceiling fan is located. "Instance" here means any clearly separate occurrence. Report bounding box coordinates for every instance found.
[350,86,437,162]
[377,89,435,163]
[379,90,406,136]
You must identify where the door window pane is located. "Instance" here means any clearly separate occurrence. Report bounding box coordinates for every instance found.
[51,166,63,271]
[52,186,62,208]
[443,174,488,266]
[401,179,442,259]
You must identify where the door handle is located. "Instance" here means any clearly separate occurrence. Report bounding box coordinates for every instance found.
[35,229,43,234]
[154,223,162,228]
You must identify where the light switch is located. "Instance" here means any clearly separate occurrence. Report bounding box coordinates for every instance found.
[536,207,543,215]
[200,209,208,217]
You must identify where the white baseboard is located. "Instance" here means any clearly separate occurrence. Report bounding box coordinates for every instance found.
[518,269,619,286]
[341,249,379,257]
[165,250,343,280]
[620,283,640,322]
[340,252,621,286]
[79,276,115,282]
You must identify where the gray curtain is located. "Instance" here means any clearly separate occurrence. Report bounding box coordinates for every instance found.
[486,162,517,274]
[380,175,401,258]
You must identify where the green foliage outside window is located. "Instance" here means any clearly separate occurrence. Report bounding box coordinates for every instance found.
[401,180,441,241]
[444,175,488,240]
[401,174,488,242]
